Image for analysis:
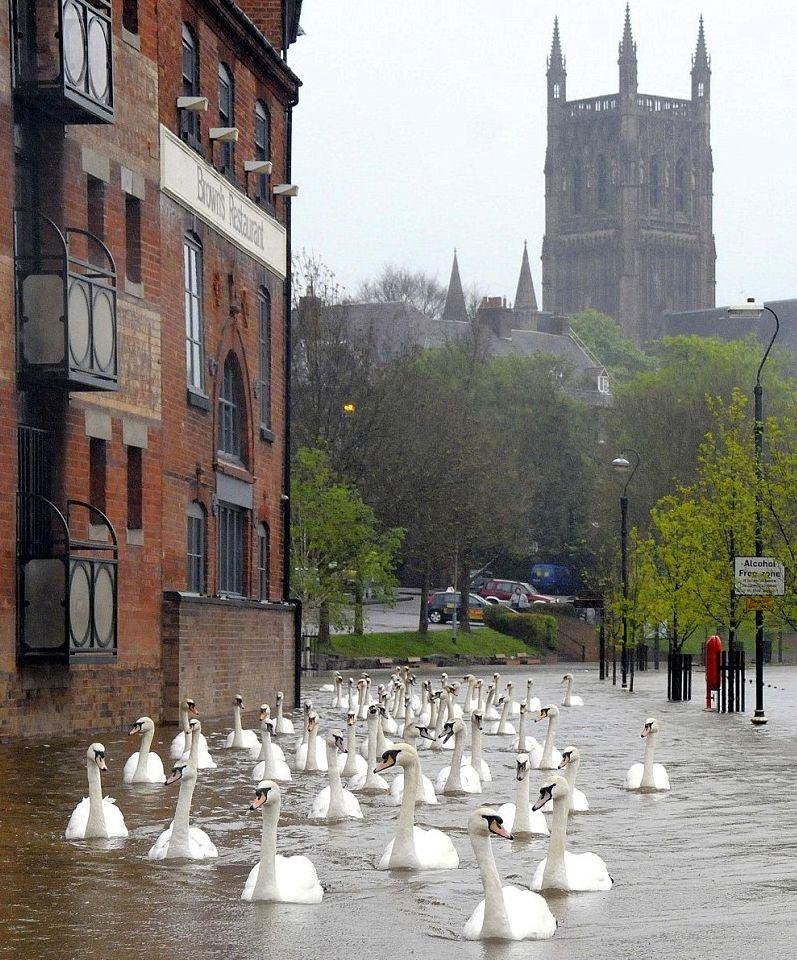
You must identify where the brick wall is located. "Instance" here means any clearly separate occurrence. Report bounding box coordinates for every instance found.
[161,593,296,726]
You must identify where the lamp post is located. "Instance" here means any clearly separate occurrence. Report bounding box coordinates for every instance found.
[612,450,641,690]
[727,297,781,726]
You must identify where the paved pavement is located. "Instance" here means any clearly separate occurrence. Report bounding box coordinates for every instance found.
[345,590,481,634]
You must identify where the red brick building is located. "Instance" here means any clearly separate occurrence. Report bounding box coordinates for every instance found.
[0,0,303,738]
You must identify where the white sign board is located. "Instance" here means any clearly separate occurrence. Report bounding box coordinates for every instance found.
[160,125,286,277]
[734,557,785,596]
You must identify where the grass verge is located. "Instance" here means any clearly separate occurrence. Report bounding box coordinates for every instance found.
[330,627,533,660]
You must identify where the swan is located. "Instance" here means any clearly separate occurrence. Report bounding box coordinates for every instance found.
[430,691,455,752]
[461,674,477,718]
[625,718,671,791]
[148,721,218,860]
[274,691,295,735]
[376,744,459,870]
[379,688,399,735]
[250,705,286,762]
[445,683,464,720]
[124,717,166,784]
[531,776,611,891]
[510,703,541,754]
[387,719,438,805]
[296,700,312,750]
[561,673,584,707]
[356,678,369,721]
[224,695,260,750]
[463,711,492,782]
[483,683,500,722]
[531,705,563,770]
[331,672,344,709]
[295,711,328,772]
[65,743,128,840]
[487,693,516,737]
[512,677,541,715]
[496,755,549,837]
[434,719,482,796]
[343,678,356,717]
[375,706,395,758]
[348,706,388,792]
[463,805,556,941]
[252,710,292,782]
[417,681,432,726]
[341,710,368,777]
[540,746,590,812]
[170,698,215,768]
[242,781,323,903]
[309,731,364,821]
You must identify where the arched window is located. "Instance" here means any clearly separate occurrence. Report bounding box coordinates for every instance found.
[649,157,661,209]
[218,63,235,176]
[553,83,561,100]
[186,501,206,593]
[675,157,688,213]
[254,100,271,204]
[256,522,270,601]
[596,154,609,209]
[184,232,204,392]
[218,353,246,461]
[572,158,583,214]
[258,287,272,433]
[180,24,200,144]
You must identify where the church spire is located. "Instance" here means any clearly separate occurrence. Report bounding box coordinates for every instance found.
[691,15,710,100]
[442,249,468,322]
[514,241,538,326]
[547,16,566,103]
[618,4,637,96]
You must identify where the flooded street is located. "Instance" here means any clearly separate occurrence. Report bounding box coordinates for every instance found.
[2,664,796,960]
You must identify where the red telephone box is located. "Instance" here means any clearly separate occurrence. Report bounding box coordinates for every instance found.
[705,635,722,707]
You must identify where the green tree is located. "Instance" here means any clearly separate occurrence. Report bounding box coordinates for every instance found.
[568,309,653,382]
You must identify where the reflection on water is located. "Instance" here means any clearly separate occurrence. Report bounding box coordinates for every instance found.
[2,665,796,959]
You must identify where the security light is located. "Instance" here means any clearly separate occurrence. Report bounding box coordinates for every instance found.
[176,96,208,112]
[209,127,239,143]
[273,183,299,197]
[244,160,273,175]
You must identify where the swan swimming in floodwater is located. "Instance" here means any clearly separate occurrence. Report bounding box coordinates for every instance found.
[625,718,670,791]
[386,718,437,805]
[463,711,492,782]
[309,731,364,821]
[462,805,556,941]
[124,717,166,784]
[539,746,590,812]
[349,706,389,793]
[274,691,295,735]
[252,709,292,782]
[295,711,328,772]
[512,677,541,716]
[530,705,563,769]
[531,777,611,892]
[224,695,260,750]
[170,699,216,768]
[376,744,459,871]
[561,673,584,707]
[496,755,549,837]
[510,703,541,754]
[242,781,323,903]
[434,719,482,795]
[65,743,128,840]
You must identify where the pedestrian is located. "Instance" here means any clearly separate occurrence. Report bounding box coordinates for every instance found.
[517,588,530,612]
[510,584,523,611]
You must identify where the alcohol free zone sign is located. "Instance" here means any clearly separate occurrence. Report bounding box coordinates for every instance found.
[734,557,785,596]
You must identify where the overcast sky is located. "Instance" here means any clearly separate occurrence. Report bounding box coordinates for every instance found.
[289,1,797,308]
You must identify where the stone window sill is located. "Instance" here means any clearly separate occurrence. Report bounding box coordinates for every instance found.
[187,387,211,412]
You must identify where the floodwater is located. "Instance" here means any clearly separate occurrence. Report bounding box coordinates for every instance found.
[2,664,796,960]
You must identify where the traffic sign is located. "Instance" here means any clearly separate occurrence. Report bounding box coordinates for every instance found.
[734,557,785,596]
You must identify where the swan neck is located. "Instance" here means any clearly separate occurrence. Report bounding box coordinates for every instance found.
[541,713,558,765]
[366,718,378,767]
[189,725,200,767]
[517,710,526,742]
[472,832,511,939]
[564,677,572,706]
[135,726,154,778]
[307,725,318,769]
[180,706,189,734]
[394,756,419,860]
[471,721,482,763]
[254,797,280,898]
[543,793,569,886]
[327,742,344,810]
[642,733,656,786]
[514,773,531,833]
[169,770,196,853]
[234,706,243,737]
[86,760,107,835]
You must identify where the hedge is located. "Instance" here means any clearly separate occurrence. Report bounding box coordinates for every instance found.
[484,604,558,651]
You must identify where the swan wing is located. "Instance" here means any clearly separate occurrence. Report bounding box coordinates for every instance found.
[528,744,544,768]
[195,748,217,770]
[308,786,331,820]
[101,798,129,838]
[148,825,173,860]
[64,798,90,839]
[418,774,439,804]
[277,718,295,734]
[502,886,557,940]
[275,854,324,903]
[414,827,459,870]
[496,802,516,834]
[460,764,482,794]
[653,764,671,790]
[625,763,644,789]
[571,695,584,706]
[530,858,546,891]
[564,851,612,891]
[341,789,364,819]
[274,759,293,782]
[572,788,590,811]
[146,753,166,783]
[169,732,186,759]
[240,863,260,900]
[462,899,487,940]
[187,827,218,859]
[527,697,542,712]
[527,805,549,836]
[319,683,335,692]
[294,744,308,771]
[122,753,139,783]
[433,766,451,793]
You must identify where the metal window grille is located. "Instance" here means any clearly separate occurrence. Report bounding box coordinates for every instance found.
[218,355,241,459]
[184,234,204,391]
[180,24,200,142]
[218,502,244,595]
[254,100,271,202]
[186,501,205,593]
[257,523,269,601]
[258,288,272,430]
[218,63,234,175]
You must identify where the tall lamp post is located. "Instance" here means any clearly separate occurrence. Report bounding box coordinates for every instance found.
[612,450,641,689]
[727,297,781,726]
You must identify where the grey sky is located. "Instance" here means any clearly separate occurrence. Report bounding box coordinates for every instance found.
[290,1,797,309]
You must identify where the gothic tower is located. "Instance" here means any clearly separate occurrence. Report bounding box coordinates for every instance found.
[541,7,716,343]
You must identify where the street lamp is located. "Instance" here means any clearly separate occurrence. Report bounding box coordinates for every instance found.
[727,297,781,726]
[612,449,641,689]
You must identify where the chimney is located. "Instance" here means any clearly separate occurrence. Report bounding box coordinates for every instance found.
[476,297,514,339]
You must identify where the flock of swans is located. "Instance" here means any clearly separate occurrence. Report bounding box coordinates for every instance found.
[65,668,671,942]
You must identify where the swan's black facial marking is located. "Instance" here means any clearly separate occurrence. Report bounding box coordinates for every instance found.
[532,784,554,811]
[128,721,143,736]
[641,722,653,739]
[235,696,244,707]
[535,708,549,723]
[374,748,400,772]
[186,699,199,715]
[165,764,186,786]
[250,785,271,810]
[516,758,529,781]
[558,750,573,769]
[333,734,346,753]
[93,748,106,766]
[483,814,513,841]
[442,722,455,744]
[472,712,483,731]
[417,726,436,742]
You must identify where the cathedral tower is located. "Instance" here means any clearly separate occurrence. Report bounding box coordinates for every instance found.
[541,7,716,343]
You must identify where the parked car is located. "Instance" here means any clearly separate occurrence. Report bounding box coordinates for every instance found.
[427,591,488,624]
[476,579,571,606]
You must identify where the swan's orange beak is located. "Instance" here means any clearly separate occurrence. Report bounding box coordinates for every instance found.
[488,817,513,841]
[188,703,199,716]
[558,752,571,769]
[250,788,269,810]
[165,767,183,786]
[128,724,140,736]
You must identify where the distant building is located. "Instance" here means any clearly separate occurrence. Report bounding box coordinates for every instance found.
[663,300,797,358]
[542,7,716,344]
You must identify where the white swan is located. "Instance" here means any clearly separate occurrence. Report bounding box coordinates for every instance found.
[497,755,549,837]
[309,732,364,821]
[434,719,482,795]
[356,678,369,721]
[463,806,556,941]
[376,744,459,870]
[341,710,368,778]
[224,695,260,750]
[487,693,516,737]
[510,703,541,754]
[249,705,286,762]
[561,673,584,707]
[461,674,478,718]
[252,711,292,782]
[540,746,589,812]
[625,718,671,791]
[242,781,323,903]
[531,776,612,892]
[295,711,328,772]
[295,700,312,750]
[274,691,295,735]
[65,743,128,840]
[378,686,399,735]
[512,677,541,715]
[348,706,388,792]
[170,698,215,768]
[331,673,345,709]
[387,719,437,805]
[148,721,217,860]
[463,711,492,782]
[483,682,501,722]
[530,705,563,770]
[124,717,166,784]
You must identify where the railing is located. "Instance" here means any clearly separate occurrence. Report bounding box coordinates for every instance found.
[12,0,114,123]
[15,210,118,391]
[566,95,618,117]
[17,494,118,662]
[636,95,691,116]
